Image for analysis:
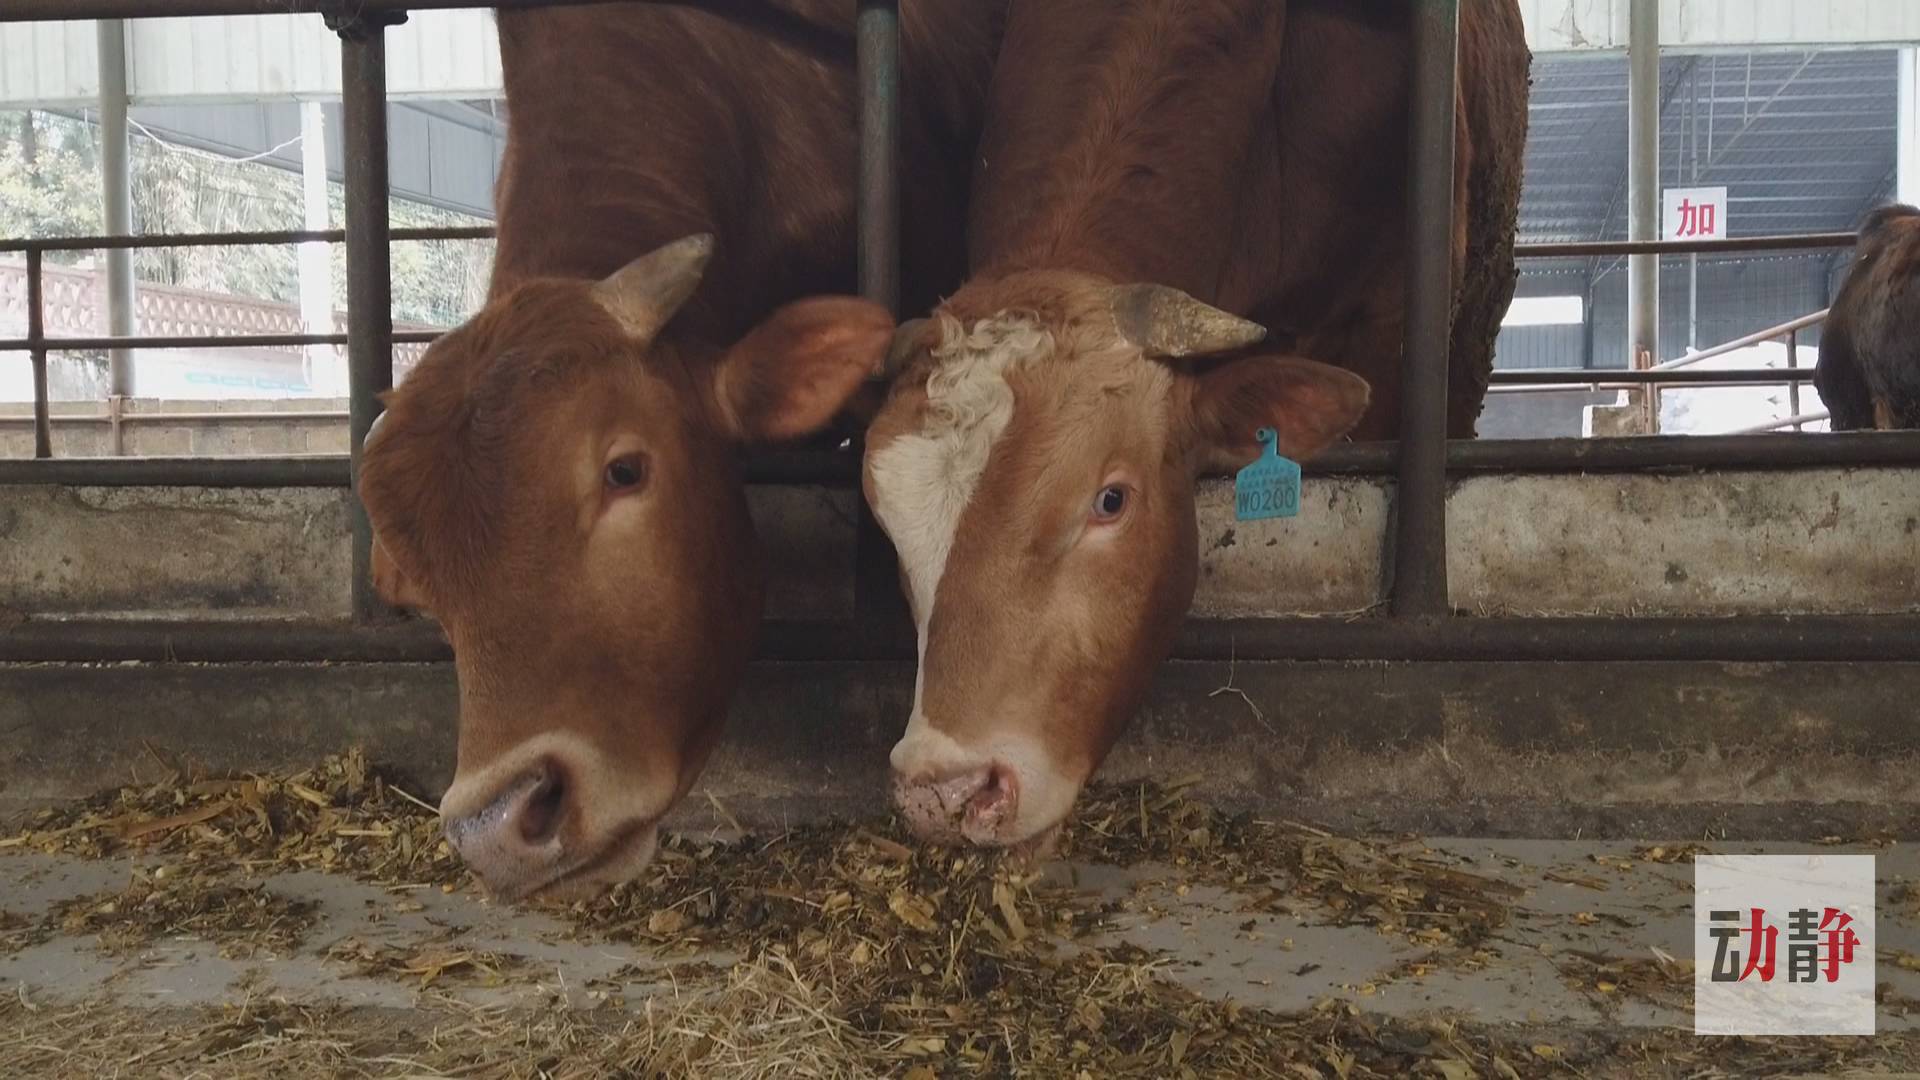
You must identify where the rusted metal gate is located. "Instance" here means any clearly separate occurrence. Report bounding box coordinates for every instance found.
[3,0,1920,667]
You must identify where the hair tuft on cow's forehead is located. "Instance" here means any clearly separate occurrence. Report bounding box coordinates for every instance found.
[922,312,1052,431]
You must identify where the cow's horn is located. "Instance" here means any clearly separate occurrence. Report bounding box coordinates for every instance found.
[1107,283,1267,358]
[876,317,932,379]
[592,232,715,341]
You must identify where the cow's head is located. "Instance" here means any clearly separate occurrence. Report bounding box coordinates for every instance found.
[360,235,891,901]
[864,269,1368,851]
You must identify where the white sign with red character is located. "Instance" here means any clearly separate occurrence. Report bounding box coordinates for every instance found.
[1665,185,1729,242]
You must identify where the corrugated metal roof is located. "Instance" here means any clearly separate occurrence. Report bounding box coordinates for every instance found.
[1519,49,1898,244]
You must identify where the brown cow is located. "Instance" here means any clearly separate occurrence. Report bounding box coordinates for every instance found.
[866,0,1529,850]
[1815,203,1920,430]
[358,2,1001,901]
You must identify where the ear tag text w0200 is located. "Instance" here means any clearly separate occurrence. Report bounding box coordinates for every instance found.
[1234,427,1300,522]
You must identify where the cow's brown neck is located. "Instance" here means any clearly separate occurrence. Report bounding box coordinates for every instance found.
[965,0,1288,303]
[487,6,837,347]
[488,2,1002,350]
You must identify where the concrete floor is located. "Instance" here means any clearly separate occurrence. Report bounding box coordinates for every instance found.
[4,837,1919,1036]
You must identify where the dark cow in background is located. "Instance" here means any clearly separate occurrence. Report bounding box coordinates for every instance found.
[357,2,1003,901]
[867,0,1530,850]
[1816,203,1920,430]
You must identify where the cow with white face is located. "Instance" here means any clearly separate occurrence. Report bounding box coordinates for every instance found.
[865,272,1369,852]
[862,0,1529,851]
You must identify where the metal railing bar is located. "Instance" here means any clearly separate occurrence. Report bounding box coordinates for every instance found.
[1434,432,1920,471]
[5,226,1850,261]
[1724,410,1832,435]
[855,0,899,315]
[1169,613,1920,665]
[0,333,351,351]
[0,332,440,351]
[1650,308,1827,371]
[0,451,863,488]
[1516,233,1855,258]
[340,21,399,625]
[27,250,50,458]
[0,411,346,425]
[6,432,1916,486]
[5,229,1854,268]
[1786,327,1803,430]
[1491,367,1818,386]
[0,456,351,487]
[8,612,1920,665]
[6,0,649,23]
[0,225,493,254]
[850,0,909,625]
[1391,0,1457,619]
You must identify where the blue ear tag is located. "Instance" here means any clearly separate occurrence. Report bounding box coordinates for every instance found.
[1234,427,1300,521]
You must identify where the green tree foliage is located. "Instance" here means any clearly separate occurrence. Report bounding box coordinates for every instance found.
[0,112,104,260]
[1,108,493,328]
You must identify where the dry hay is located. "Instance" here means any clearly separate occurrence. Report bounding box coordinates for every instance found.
[51,868,318,960]
[1548,949,1694,1014]
[0,909,43,955]
[0,748,462,889]
[324,933,531,991]
[1060,779,1522,949]
[6,987,1920,1080]
[10,752,1918,1076]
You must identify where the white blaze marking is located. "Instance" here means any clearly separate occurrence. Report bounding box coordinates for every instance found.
[868,313,1052,731]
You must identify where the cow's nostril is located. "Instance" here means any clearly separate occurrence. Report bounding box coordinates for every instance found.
[517,769,567,846]
[965,765,1015,821]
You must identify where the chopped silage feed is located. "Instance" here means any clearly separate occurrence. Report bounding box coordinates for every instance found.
[3,749,1918,1078]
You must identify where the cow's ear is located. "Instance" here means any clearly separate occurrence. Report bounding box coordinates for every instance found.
[1184,354,1370,473]
[709,297,895,442]
[370,529,430,613]
[358,402,433,614]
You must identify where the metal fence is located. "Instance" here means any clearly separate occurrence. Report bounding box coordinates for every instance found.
[4,0,1920,666]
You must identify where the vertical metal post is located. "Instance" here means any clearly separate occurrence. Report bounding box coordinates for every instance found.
[335,13,402,623]
[855,0,900,314]
[298,100,341,397]
[96,19,136,411]
[1686,63,1699,354]
[1580,275,1597,370]
[853,0,908,624]
[1900,48,1919,207]
[1627,0,1660,428]
[27,249,51,460]
[1390,0,1459,619]
[1786,327,1802,432]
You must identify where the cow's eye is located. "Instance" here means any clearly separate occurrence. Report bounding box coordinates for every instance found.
[1091,484,1128,522]
[605,456,646,491]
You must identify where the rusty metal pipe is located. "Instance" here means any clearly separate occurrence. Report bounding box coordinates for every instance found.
[339,18,401,624]
[9,613,1920,665]
[1391,0,1458,617]
[27,251,50,459]
[1517,233,1855,259]
[5,0,640,21]
[1492,367,1817,386]
[0,226,492,254]
[4,434,1919,489]
[855,0,900,314]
